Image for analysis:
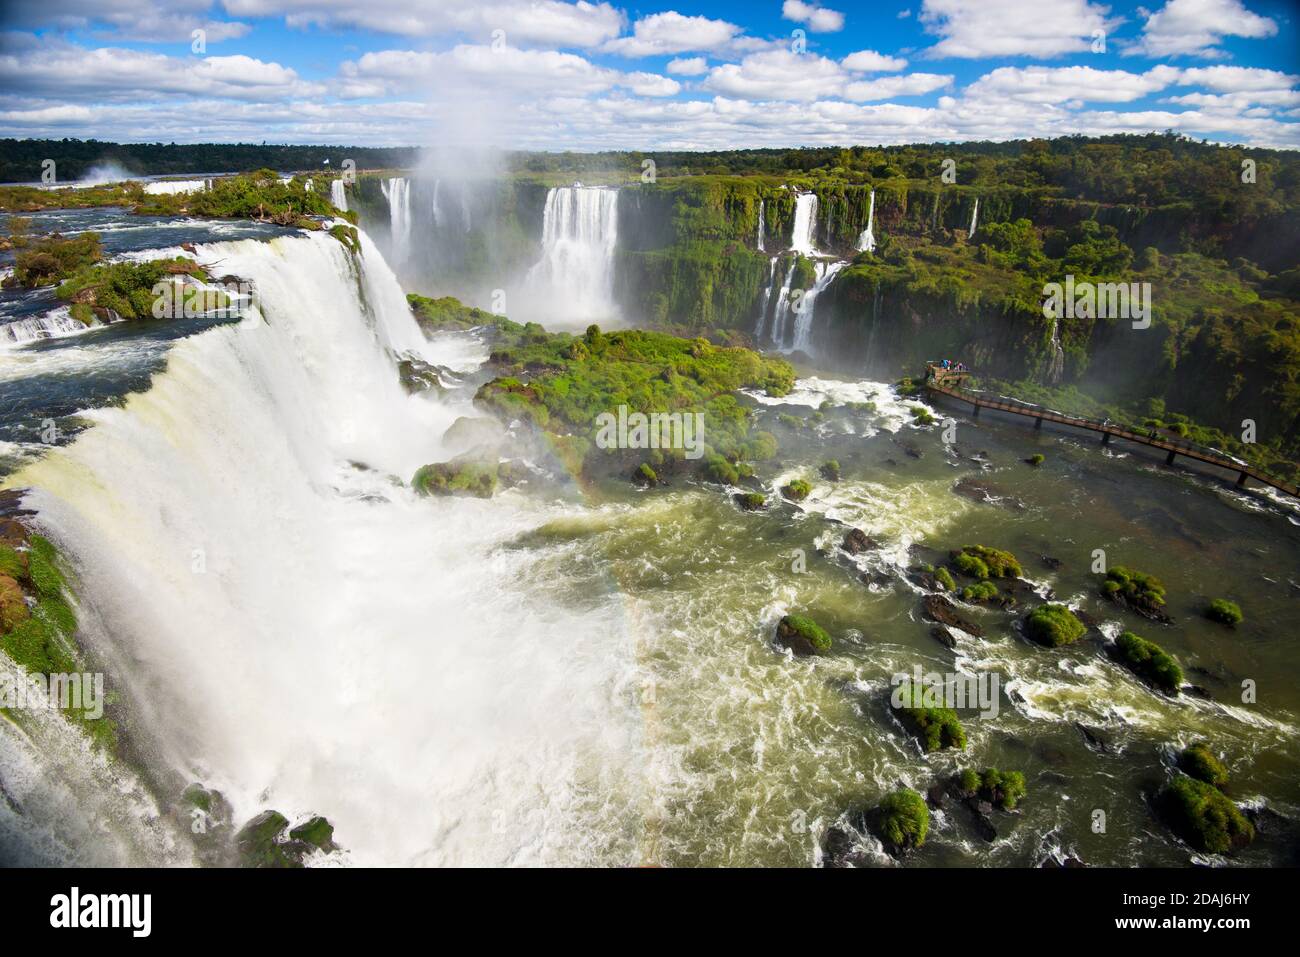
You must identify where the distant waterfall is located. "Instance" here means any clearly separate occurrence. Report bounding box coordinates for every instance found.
[855,189,876,253]
[1046,317,1065,383]
[969,198,979,238]
[754,256,777,342]
[330,179,348,213]
[790,193,819,256]
[767,260,799,347]
[524,185,620,327]
[380,177,411,264]
[790,261,847,353]
[756,200,766,252]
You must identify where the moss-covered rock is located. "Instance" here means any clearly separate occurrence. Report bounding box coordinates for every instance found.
[819,459,841,481]
[1100,565,1170,621]
[892,680,967,751]
[1113,630,1182,694]
[1205,598,1242,626]
[633,462,658,487]
[872,788,930,854]
[412,461,500,498]
[776,614,831,656]
[934,566,957,592]
[1178,742,1229,789]
[1158,775,1254,854]
[781,478,811,502]
[952,545,1022,579]
[735,491,766,511]
[289,816,338,853]
[961,580,999,603]
[1023,603,1087,647]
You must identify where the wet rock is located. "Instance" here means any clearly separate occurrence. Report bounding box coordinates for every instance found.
[822,822,870,868]
[1075,722,1114,754]
[965,798,998,842]
[1041,854,1087,868]
[1041,555,1063,571]
[398,356,445,395]
[920,594,985,638]
[1183,684,1215,701]
[841,527,877,555]
[289,816,338,853]
[929,625,958,650]
[926,784,948,809]
[776,614,831,657]
[952,477,1026,511]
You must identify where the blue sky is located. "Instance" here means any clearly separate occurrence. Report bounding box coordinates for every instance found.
[1,0,1297,149]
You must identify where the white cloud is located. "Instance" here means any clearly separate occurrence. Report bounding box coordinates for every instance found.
[1,0,250,43]
[781,1,846,33]
[842,50,909,72]
[1177,66,1299,93]
[603,11,743,57]
[919,0,1117,59]
[844,73,952,100]
[625,72,682,97]
[701,50,847,101]
[224,0,625,47]
[964,65,1181,103]
[1125,0,1277,58]
[666,57,709,76]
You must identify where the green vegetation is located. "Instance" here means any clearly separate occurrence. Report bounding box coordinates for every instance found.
[56,257,223,322]
[781,478,811,502]
[0,531,117,751]
[1024,603,1087,647]
[1114,630,1183,694]
[8,232,103,287]
[1206,599,1243,626]
[909,406,935,426]
[1178,743,1229,789]
[472,319,795,480]
[1159,775,1254,854]
[819,459,840,481]
[961,580,999,603]
[411,461,500,498]
[139,169,335,224]
[634,463,658,487]
[408,293,507,334]
[1101,565,1167,616]
[873,788,930,853]
[736,492,766,511]
[1027,453,1045,466]
[777,614,831,655]
[934,566,956,592]
[952,545,1022,580]
[892,680,966,751]
[956,768,1027,810]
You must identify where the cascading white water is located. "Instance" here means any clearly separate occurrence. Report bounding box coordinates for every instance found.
[1046,317,1065,383]
[330,179,348,213]
[969,197,979,238]
[756,200,766,252]
[143,180,209,196]
[2,307,101,347]
[380,177,412,265]
[789,193,819,256]
[524,186,620,327]
[767,260,799,347]
[789,261,848,353]
[6,229,646,865]
[855,189,876,253]
[753,257,777,343]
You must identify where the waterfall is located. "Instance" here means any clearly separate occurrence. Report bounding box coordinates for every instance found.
[143,180,209,196]
[2,307,101,347]
[379,177,411,265]
[969,198,979,238]
[754,256,777,342]
[1046,317,1065,383]
[756,200,766,252]
[767,260,799,348]
[789,261,847,353]
[789,193,819,256]
[855,189,876,253]
[330,179,348,213]
[5,229,642,865]
[524,185,620,327]
[431,179,442,226]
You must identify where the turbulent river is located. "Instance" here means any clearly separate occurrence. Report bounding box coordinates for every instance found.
[1,209,1297,866]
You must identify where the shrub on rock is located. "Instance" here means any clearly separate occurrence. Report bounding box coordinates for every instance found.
[1114,630,1182,694]
[1206,599,1242,626]
[776,614,831,656]
[781,478,812,502]
[1024,603,1086,647]
[1178,743,1229,789]
[1158,775,1254,854]
[873,789,930,853]
[892,680,966,751]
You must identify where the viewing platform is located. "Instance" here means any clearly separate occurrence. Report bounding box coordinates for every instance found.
[922,365,1298,500]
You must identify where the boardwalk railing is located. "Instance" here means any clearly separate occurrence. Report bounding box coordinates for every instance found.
[923,378,1299,499]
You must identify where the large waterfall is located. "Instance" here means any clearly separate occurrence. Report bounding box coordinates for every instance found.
[855,189,876,253]
[789,193,818,256]
[756,200,766,252]
[523,186,620,328]
[789,261,848,353]
[4,229,643,865]
[380,177,412,266]
[330,179,348,213]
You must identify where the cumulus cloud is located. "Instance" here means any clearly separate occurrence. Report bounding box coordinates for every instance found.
[844,73,952,101]
[1,0,250,43]
[1124,0,1278,59]
[781,1,846,33]
[842,49,909,72]
[223,0,625,47]
[963,65,1181,104]
[919,0,1117,59]
[603,11,743,57]
[666,56,709,76]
